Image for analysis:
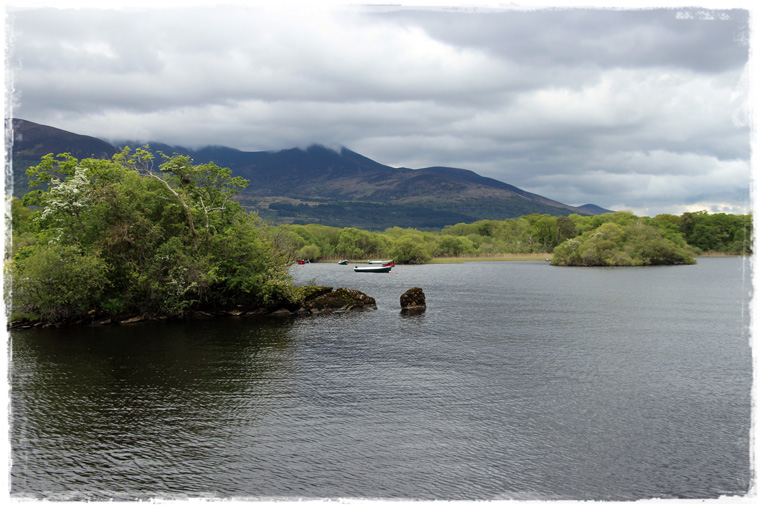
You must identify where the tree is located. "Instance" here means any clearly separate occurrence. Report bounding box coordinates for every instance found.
[556,216,576,242]
[6,197,36,260]
[8,150,296,325]
[678,212,752,254]
[298,244,321,262]
[529,215,559,252]
[115,148,248,248]
[435,234,469,257]
[336,227,385,259]
[157,154,248,235]
[390,236,431,264]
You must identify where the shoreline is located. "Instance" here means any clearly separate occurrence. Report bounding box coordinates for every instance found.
[315,253,554,265]
[428,254,553,264]
[316,252,749,265]
[7,286,378,330]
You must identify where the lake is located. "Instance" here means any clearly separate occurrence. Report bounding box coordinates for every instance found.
[8,257,753,501]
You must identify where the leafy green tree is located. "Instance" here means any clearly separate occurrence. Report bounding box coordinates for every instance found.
[435,234,471,257]
[529,215,559,252]
[678,211,752,254]
[441,222,477,236]
[556,216,576,242]
[474,220,497,237]
[6,197,37,259]
[206,213,296,309]
[298,244,321,261]
[115,148,248,247]
[576,222,624,265]
[390,236,431,264]
[302,224,342,258]
[264,225,306,263]
[8,150,296,325]
[336,227,386,259]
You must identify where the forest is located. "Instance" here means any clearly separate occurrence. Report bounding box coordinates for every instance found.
[262,209,751,266]
[5,149,752,325]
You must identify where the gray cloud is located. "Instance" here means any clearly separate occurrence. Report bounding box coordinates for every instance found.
[5,2,752,216]
[392,8,749,73]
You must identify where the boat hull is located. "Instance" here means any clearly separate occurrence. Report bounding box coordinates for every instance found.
[354,266,392,273]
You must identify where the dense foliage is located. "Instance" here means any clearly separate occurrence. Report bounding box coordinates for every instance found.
[261,210,751,264]
[6,149,297,325]
[551,221,695,266]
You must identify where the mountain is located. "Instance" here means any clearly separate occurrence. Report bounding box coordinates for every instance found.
[8,119,611,229]
[577,203,613,215]
[7,118,118,194]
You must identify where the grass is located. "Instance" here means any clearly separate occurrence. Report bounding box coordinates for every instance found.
[695,251,750,257]
[312,253,554,264]
[429,253,553,264]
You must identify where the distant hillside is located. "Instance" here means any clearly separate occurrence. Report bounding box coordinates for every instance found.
[577,204,613,215]
[8,119,611,229]
[8,118,117,194]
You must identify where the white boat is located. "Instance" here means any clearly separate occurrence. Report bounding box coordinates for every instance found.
[354,265,392,273]
[367,260,393,265]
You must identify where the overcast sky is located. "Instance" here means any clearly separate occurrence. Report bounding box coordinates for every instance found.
[3,0,755,216]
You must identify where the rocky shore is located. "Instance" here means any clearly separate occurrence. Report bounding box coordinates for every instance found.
[8,286,431,329]
[8,286,380,329]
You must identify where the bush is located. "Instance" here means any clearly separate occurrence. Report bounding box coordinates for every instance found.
[10,244,110,323]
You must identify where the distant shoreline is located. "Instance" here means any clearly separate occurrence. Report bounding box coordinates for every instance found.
[318,252,749,265]
[428,254,552,263]
[315,254,552,265]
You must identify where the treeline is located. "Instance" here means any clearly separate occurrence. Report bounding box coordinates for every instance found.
[264,210,752,264]
[6,149,299,326]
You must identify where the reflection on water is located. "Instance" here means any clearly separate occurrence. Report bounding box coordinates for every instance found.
[10,258,753,500]
[11,319,298,500]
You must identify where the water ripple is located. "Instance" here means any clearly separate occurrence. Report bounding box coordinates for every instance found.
[10,259,752,500]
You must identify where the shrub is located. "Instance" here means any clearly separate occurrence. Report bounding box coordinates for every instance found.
[10,244,110,323]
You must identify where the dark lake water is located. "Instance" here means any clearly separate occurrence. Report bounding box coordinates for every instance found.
[8,257,753,501]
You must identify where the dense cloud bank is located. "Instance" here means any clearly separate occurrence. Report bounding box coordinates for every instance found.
[6,2,752,216]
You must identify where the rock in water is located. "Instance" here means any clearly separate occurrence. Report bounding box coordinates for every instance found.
[400,287,426,314]
[305,287,377,313]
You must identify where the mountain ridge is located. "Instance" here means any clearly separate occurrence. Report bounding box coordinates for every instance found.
[8,118,611,229]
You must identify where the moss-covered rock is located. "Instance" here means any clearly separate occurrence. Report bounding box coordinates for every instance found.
[297,285,334,301]
[304,288,377,313]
